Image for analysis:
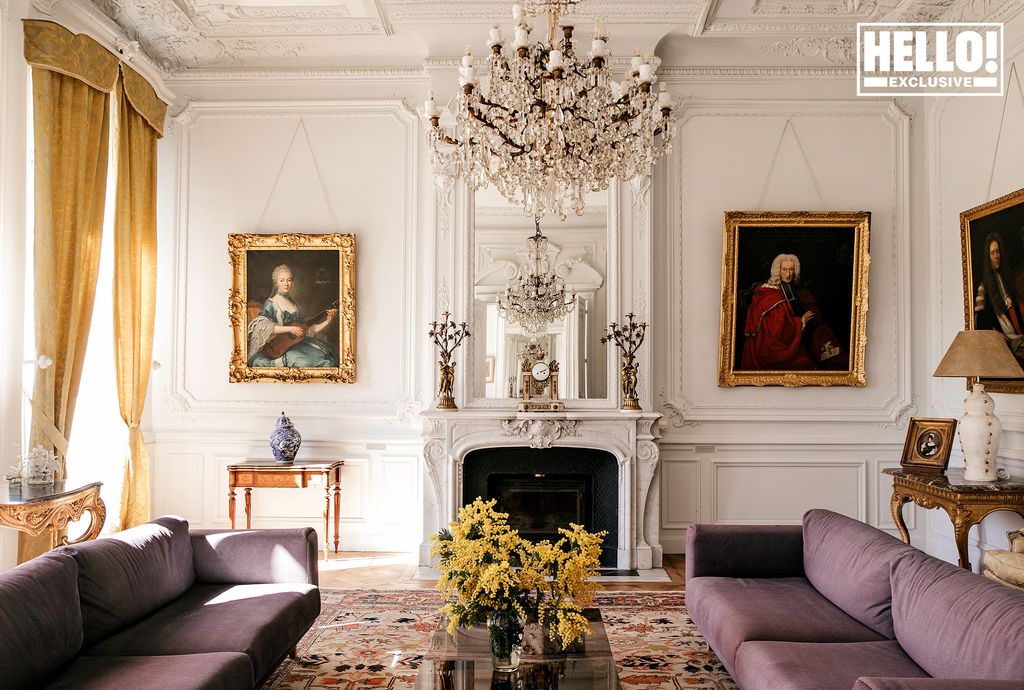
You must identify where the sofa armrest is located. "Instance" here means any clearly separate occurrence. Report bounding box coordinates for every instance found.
[854,679,1024,690]
[685,524,804,581]
[191,528,318,586]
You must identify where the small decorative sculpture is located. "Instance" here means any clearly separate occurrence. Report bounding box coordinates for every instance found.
[429,312,471,410]
[270,411,302,465]
[21,445,59,485]
[601,313,648,411]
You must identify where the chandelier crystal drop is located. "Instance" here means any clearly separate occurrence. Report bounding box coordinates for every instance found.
[422,0,676,220]
[497,217,576,334]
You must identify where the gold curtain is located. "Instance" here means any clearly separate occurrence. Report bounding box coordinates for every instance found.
[20,23,117,560]
[115,65,165,529]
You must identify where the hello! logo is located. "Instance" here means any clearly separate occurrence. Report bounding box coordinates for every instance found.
[857,23,1003,96]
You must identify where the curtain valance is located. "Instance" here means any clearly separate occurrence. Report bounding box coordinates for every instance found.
[24,19,168,138]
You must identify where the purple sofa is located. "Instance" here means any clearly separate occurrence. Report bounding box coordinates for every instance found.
[686,509,1024,690]
[0,516,321,689]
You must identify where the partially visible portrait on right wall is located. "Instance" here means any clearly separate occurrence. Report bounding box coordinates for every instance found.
[962,186,1024,394]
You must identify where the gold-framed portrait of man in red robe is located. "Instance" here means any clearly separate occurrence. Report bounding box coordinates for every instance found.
[718,211,871,388]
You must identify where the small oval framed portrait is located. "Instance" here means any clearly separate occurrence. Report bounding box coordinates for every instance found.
[900,418,957,476]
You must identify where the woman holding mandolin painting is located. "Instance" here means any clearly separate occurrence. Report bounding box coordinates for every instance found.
[247,264,338,368]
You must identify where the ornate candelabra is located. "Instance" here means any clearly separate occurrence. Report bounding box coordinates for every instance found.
[429,312,471,410]
[601,313,647,411]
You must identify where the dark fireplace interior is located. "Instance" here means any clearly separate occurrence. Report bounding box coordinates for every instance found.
[462,447,617,567]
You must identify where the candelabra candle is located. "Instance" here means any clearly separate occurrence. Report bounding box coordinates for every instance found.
[429,312,471,410]
[601,313,648,411]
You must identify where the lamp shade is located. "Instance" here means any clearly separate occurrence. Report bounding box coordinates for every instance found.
[933,330,1024,378]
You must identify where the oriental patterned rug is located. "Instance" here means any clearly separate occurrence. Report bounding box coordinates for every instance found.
[263,590,736,690]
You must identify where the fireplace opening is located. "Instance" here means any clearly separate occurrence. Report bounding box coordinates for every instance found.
[488,474,592,544]
[462,447,618,567]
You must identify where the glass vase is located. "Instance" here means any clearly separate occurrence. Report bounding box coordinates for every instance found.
[487,612,523,672]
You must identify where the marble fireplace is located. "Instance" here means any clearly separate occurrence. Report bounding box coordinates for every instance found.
[418,410,663,575]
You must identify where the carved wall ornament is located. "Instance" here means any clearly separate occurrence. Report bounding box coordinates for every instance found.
[763,37,855,65]
[500,419,580,448]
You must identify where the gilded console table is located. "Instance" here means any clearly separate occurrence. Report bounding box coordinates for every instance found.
[884,468,1024,570]
[227,460,343,560]
[0,480,106,546]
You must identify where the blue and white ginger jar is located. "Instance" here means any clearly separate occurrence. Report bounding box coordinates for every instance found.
[270,411,302,465]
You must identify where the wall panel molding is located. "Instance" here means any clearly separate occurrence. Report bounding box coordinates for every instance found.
[162,99,422,424]
[661,99,912,426]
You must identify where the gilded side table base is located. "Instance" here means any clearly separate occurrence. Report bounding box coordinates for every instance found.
[0,483,106,544]
[883,468,1024,571]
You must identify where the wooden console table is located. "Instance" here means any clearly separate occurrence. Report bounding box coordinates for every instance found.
[0,480,106,548]
[884,467,1024,570]
[227,460,343,560]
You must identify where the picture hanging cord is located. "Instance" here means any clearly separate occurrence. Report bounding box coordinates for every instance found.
[985,62,1024,202]
[255,117,341,232]
[756,117,825,210]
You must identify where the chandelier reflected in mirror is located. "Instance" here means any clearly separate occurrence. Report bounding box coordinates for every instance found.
[498,217,575,334]
[422,0,675,220]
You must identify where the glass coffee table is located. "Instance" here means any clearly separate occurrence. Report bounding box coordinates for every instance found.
[415,609,618,690]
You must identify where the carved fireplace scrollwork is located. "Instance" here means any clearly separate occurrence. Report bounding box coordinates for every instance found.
[501,419,580,449]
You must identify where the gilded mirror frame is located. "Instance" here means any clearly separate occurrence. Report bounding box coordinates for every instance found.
[458,183,621,409]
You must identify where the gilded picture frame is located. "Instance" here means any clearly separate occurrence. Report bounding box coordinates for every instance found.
[960,186,1024,394]
[718,211,871,387]
[899,417,957,477]
[228,233,356,383]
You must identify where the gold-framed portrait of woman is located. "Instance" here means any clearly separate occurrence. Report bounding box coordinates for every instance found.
[718,211,871,387]
[228,233,356,383]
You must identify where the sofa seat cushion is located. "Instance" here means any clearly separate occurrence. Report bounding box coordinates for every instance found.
[86,583,320,681]
[41,652,253,690]
[803,509,915,638]
[60,515,196,647]
[686,576,885,674]
[734,640,928,690]
[891,549,1024,680]
[0,552,82,690]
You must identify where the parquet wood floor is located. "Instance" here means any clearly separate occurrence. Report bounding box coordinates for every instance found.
[317,552,685,591]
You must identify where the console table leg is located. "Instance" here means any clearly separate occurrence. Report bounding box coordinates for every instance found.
[889,491,911,545]
[244,488,252,530]
[322,484,330,561]
[228,488,236,529]
[332,482,341,553]
[951,514,974,571]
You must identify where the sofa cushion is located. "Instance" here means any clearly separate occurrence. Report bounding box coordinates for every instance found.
[686,576,885,674]
[982,549,1024,587]
[854,679,1024,690]
[0,551,82,689]
[803,509,914,638]
[86,582,320,681]
[41,653,253,690]
[60,515,195,647]
[891,548,1024,680]
[734,640,928,690]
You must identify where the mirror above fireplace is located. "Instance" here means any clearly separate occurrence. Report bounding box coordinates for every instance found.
[467,184,619,406]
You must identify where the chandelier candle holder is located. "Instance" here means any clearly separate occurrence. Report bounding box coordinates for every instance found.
[498,217,575,334]
[429,312,471,410]
[422,0,675,219]
[601,313,647,411]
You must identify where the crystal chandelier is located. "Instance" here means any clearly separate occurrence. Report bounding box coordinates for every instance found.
[498,217,575,333]
[422,0,675,219]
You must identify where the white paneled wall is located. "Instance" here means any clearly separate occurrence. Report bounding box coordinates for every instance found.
[147,88,433,551]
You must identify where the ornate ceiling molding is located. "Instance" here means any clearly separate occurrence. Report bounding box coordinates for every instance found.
[763,36,855,65]
[385,0,703,23]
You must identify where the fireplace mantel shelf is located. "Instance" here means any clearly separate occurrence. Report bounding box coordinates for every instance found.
[418,407,664,573]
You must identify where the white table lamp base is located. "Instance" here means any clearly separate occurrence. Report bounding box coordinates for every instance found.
[958,382,1001,482]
